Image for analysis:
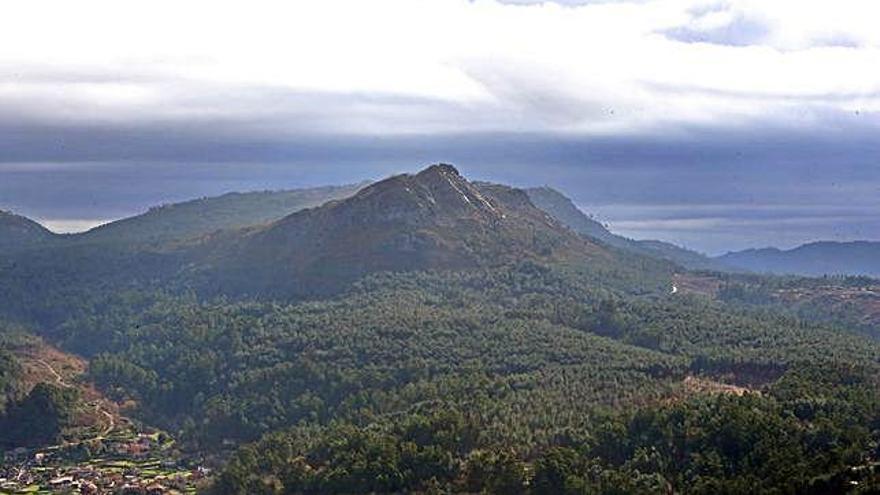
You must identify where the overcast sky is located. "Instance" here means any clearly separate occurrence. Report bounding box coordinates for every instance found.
[2,0,879,254]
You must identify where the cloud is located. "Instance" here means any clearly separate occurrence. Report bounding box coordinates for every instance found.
[3,125,879,252]
[2,0,880,251]
[663,8,770,46]
[2,0,880,143]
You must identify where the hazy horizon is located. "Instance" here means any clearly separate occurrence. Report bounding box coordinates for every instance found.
[6,157,875,256]
[3,0,880,254]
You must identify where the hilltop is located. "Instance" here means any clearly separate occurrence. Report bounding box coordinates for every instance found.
[0,211,55,253]
[193,164,618,296]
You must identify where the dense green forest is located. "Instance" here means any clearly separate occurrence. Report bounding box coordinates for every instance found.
[3,263,880,492]
[0,383,81,448]
[2,167,880,493]
[715,273,880,340]
[214,364,880,494]
[0,340,22,416]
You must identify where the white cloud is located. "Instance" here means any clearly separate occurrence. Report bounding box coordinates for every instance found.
[1,0,879,135]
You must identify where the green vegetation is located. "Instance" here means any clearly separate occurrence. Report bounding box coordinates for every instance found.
[718,273,880,339]
[3,257,880,492]
[214,364,880,494]
[0,383,80,448]
[77,182,367,246]
[0,210,55,253]
[2,167,880,493]
[0,329,34,416]
[0,346,20,416]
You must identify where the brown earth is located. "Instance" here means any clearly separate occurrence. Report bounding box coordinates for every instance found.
[672,273,722,297]
[10,337,128,440]
[683,375,758,397]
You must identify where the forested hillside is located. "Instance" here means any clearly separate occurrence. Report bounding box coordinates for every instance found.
[0,330,83,449]
[0,335,24,415]
[215,364,880,494]
[0,183,367,257]
[194,164,611,295]
[2,165,880,493]
[0,210,56,253]
[78,182,368,246]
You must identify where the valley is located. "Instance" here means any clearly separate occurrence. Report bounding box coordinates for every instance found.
[0,337,207,494]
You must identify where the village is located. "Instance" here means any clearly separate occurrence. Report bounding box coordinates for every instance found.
[1,424,207,494]
[0,336,214,494]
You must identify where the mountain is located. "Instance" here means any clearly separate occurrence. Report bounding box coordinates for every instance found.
[523,187,620,243]
[525,186,723,271]
[0,211,56,253]
[6,165,880,494]
[195,165,614,295]
[76,182,368,246]
[718,241,880,277]
[5,183,369,255]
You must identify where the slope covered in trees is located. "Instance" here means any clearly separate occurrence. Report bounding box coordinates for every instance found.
[77,182,368,246]
[190,165,621,297]
[215,364,880,494]
[0,210,56,253]
[1,164,880,493]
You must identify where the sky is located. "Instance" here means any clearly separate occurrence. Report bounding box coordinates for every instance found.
[1,0,879,254]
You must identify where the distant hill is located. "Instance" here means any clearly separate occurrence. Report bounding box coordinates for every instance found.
[76,182,368,246]
[718,241,880,277]
[4,183,369,254]
[524,186,723,271]
[0,211,56,253]
[193,164,621,296]
[1,180,723,276]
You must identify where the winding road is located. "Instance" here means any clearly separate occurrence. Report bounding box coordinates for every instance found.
[35,358,116,440]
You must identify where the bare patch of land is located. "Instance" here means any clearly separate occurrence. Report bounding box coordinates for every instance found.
[683,375,758,397]
[12,338,126,441]
[672,273,722,298]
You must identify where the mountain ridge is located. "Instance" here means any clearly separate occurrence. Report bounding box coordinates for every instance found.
[0,183,370,253]
[193,164,613,296]
[718,240,880,277]
[0,210,56,253]
[523,186,725,271]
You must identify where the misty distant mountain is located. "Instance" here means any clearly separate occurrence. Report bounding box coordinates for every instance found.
[75,182,369,246]
[524,186,724,271]
[718,241,880,277]
[1,183,368,254]
[0,178,726,276]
